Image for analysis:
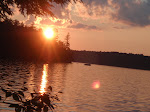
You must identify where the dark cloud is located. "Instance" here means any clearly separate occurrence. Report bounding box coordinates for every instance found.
[82,0,150,26]
[111,0,150,26]
[68,23,101,31]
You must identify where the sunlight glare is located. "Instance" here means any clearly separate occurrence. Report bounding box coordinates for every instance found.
[40,64,48,94]
[44,28,54,39]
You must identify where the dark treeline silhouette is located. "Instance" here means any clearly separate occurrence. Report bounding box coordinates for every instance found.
[0,19,72,63]
[73,50,150,70]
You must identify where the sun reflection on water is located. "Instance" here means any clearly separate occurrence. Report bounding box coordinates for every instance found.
[40,64,48,94]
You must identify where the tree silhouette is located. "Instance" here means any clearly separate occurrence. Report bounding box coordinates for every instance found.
[0,19,36,32]
[65,32,70,50]
[0,19,73,62]
[0,0,82,21]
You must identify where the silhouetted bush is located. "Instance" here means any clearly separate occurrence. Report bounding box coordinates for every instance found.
[0,84,62,112]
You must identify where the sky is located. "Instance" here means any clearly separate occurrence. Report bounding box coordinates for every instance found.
[11,0,150,56]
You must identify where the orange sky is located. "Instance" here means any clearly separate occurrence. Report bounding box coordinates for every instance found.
[11,0,150,56]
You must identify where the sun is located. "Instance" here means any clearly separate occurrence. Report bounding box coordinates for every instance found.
[43,27,54,39]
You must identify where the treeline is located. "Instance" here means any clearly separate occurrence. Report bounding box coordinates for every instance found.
[0,19,72,62]
[73,50,150,70]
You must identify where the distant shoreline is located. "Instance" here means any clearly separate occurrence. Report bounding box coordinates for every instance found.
[72,50,150,71]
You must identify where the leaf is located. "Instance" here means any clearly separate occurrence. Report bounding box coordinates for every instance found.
[23,100,31,106]
[36,107,42,112]
[17,91,24,97]
[22,107,26,112]
[17,94,22,102]
[21,87,28,91]
[31,96,41,106]
[48,86,52,91]
[15,106,22,112]
[6,91,12,98]
[31,99,37,106]
[41,94,50,106]
[26,105,35,112]
[49,104,54,110]
[36,101,44,108]
[13,93,20,101]
[43,105,48,112]
[9,104,19,108]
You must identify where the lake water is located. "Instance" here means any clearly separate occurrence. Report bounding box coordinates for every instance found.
[0,61,150,112]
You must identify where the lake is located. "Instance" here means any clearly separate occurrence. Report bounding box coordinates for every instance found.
[0,60,150,112]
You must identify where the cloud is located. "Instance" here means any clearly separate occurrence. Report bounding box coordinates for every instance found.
[111,0,150,26]
[83,0,109,7]
[67,22,101,31]
[40,18,68,26]
[50,3,70,19]
[10,0,150,29]
[76,0,150,26]
[25,16,36,25]
[40,18,52,25]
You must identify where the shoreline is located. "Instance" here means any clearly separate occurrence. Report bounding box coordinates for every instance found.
[72,50,150,71]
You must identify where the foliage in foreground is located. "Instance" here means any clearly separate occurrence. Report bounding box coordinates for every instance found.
[0,84,62,112]
[0,0,82,20]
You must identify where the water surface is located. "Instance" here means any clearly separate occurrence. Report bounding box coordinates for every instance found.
[0,61,150,112]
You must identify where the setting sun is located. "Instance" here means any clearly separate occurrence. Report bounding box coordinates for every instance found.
[43,27,54,39]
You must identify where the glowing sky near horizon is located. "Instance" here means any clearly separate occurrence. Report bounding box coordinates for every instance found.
[11,0,150,56]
